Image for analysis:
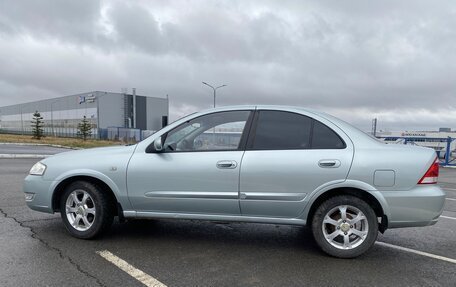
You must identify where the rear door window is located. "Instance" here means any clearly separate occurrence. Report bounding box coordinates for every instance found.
[248,110,346,150]
[250,111,312,150]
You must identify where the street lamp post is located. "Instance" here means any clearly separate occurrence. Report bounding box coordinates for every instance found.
[202,82,227,108]
[202,82,227,147]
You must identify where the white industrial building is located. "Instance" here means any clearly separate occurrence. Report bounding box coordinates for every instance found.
[377,130,456,158]
[0,91,169,139]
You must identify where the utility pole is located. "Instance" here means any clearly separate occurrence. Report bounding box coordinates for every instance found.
[20,105,24,135]
[132,88,136,129]
[50,100,58,137]
[372,118,378,137]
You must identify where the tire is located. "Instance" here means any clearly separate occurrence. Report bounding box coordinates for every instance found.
[60,181,114,239]
[311,195,378,258]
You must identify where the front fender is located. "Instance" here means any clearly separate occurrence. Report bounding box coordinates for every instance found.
[50,169,132,211]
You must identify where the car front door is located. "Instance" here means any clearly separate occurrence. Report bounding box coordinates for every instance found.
[127,110,253,215]
[239,110,354,218]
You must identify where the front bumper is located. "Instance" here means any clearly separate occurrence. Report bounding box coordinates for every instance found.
[23,175,55,213]
[382,185,446,228]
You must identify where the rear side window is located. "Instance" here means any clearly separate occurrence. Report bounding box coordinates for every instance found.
[311,120,346,149]
[249,110,346,150]
[251,111,312,150]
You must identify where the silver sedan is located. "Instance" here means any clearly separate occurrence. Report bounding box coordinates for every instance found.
[24,106,445,258]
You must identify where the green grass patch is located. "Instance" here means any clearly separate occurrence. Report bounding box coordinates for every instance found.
[0,133,124,149]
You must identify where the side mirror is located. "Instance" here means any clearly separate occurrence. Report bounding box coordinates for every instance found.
[153,137,163,152]
[146,136,163,153]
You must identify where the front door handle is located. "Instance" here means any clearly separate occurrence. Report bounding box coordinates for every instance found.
[216,160,238,169]
[318,159,341,168]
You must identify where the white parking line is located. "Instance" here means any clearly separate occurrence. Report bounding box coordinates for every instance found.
[376,242,456,264]
[445,198,456,201]
[440,215,456,220]
[442,187,456,191]
[97,250,167,287]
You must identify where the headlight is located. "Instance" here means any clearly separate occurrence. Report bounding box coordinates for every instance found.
[29,162,47,176]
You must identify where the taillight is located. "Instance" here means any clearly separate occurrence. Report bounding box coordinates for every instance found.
[418,157,439,184]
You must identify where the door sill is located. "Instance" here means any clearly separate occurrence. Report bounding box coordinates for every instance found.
[123,210,306,226]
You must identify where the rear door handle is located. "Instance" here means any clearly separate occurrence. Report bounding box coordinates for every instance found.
[216,160,238,169]
[318,160,341,168]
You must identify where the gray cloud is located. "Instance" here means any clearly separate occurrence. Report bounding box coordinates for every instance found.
[0,0,455,131]
[0,0,102,43]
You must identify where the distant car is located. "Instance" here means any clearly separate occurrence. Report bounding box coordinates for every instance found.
[24,106,445,258]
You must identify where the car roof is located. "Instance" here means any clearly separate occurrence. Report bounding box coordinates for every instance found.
[197,105,381,147]
[198,105,318,114]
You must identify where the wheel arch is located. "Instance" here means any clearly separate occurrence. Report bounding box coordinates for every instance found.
[51,174,123,218]
[305,185,389,232]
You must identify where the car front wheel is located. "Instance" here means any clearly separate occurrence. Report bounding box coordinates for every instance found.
[311,195,378,258]
[60,181,114,239]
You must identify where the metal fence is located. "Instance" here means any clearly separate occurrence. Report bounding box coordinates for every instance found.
[106,127,141,142]
[436,137,456,166]
[0,127,157,143]
[379,136,456,167]
[0,127,97,140]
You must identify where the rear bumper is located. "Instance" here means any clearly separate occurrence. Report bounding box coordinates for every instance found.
[382,185,446,228]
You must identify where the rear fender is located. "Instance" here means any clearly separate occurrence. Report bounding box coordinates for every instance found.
[299,180,390,221]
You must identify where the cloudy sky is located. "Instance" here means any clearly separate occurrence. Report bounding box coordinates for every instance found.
[0,0,455,131]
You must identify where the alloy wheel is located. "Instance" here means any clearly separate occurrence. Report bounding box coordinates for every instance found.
[65,189,96,231]
[321,205,369,250]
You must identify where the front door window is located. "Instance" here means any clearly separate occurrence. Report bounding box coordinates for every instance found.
[163,111,251,152]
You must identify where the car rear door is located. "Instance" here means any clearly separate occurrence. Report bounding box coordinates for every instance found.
[239,110,354,218]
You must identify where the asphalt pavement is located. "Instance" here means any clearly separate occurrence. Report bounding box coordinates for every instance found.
[0,143,72,156]
[0,147,455,286]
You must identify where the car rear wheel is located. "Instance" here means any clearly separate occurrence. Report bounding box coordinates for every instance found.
[60,181,114,239]
[311,195,378,258]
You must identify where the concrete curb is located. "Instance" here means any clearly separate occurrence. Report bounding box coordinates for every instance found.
[0,142,80,150]
[0,154,50,159]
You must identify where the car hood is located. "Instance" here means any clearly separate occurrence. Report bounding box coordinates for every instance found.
[40,144,137,178]
[43,145,136,162]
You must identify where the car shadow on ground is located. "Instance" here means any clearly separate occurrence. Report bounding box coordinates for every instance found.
[24,216,321,253]
[105,218,321,252]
